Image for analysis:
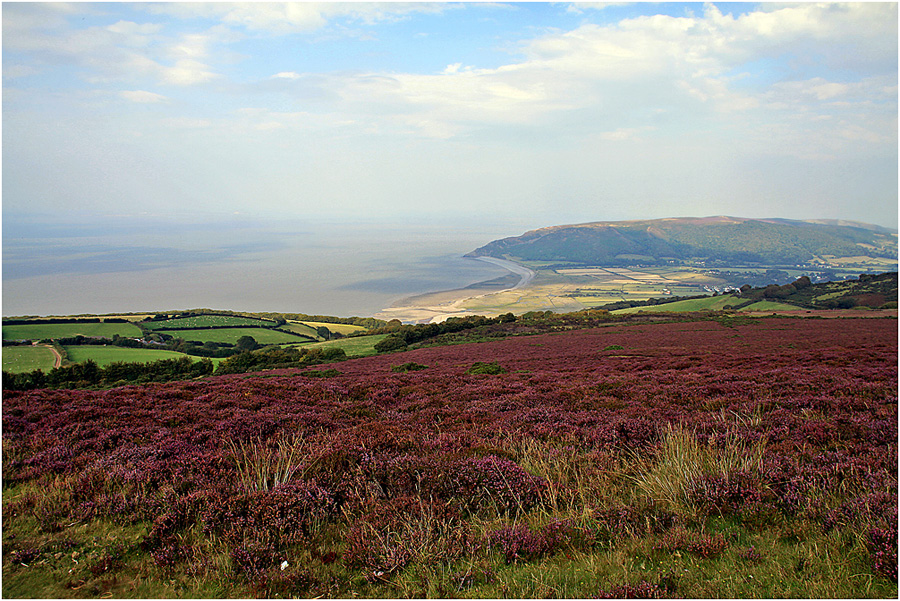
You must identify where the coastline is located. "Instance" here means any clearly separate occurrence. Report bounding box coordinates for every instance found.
[372,257,536,324]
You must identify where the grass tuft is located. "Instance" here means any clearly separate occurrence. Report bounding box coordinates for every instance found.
[631,423,766,514]
[226,435,305,493]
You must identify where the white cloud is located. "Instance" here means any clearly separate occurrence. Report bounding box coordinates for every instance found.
[145,2,453,35]
[119,90,169,103]
[599,126,655,141]
[160,59,219,86]
[3,8,227,87]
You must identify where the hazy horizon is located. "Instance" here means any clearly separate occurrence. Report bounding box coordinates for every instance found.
[3,2,897,316]
[2,215,527,317]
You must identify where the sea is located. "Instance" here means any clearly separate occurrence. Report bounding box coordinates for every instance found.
[2,215,522,318]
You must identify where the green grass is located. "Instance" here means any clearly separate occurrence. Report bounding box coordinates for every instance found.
[740,301,803,311]
[291,334,389,357]
[297,321,368,336]
[164,327,303,345]
[2,482,242,598]
[612,295,736,314]
[62,346,194,368]
[3,429,895,599]
[142,315,272,330]
[2,322,143,341]
[278,322,321,338]
[2,346,58,373]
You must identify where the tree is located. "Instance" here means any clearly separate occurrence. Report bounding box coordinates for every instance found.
[793,275,812,290]
[235,336,259,352]
[374,335,408,353]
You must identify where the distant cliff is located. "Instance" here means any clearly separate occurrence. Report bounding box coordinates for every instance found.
[467,216,898,266]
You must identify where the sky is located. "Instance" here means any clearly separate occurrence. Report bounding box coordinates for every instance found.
[3,1,898,231]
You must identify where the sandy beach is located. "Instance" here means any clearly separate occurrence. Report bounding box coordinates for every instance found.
[373,257,536,323]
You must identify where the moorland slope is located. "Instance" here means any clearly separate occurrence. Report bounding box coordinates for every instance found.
[2,315,897,598]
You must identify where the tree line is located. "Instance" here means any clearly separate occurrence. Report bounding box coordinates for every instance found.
[372,313,517,352]
[2,344,349,391]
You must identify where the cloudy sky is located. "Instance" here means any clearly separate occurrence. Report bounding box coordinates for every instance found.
[3,2,898,229]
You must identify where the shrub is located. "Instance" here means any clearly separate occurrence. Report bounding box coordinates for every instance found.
[391,362,429,373]
[870,526,898,581]
[301,369,341,378]
[231,541,279,580]
[654,528,728,559]
[686,470,767,516]
[9,547,40,565]
[489,524,551,564]
[374,335,408,353]
[252,482,336,546]
[466,361,506,375]
[444,455,547,514]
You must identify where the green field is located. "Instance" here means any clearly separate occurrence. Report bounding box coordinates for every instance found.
[289,334,389,357]
[2,322,143,341]
[142,315,273,330]
[296,320,367,336]
[2,345,58,373]
[612,295,737,314]
[170,327,303,345]
[740,300,805,311]
[63,346,195,368]
[279,322,322,338]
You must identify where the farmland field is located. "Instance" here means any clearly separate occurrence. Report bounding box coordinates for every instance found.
[739,300,804,311]
[2,345,58,373]
[63,346,194,368]
[287,333,390,357]
[142,315,273,330]
[613,296,736,313]
[278,322,322,338]
[296,321,367,336]
[2,316,895,598]
[163,327,303,345]
[2,322,143,341]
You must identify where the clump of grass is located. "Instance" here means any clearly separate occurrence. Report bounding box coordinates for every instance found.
[301,369,341,378]
[466,361,506,375]
[602,344,625,351]
[391,362,429,373]
[631,424,766,514]
[226,435,306,492]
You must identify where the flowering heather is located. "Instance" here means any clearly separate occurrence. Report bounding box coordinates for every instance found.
[2,317,896,598]
[654,527,729,559]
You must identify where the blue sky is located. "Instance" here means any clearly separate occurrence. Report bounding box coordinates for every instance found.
[4,2,898,229]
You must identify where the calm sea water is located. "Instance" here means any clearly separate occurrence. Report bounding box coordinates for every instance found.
[2,216,518,318]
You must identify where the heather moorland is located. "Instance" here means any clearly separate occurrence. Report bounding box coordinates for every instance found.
[2,315,896,598]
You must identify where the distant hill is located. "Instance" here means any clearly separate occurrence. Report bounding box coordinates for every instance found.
[467,216,898,266]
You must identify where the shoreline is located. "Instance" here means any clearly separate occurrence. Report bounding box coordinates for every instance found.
[373,256,536,324]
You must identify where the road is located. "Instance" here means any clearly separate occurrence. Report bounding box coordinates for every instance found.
[34,342,63,368]
[471,256,536,291]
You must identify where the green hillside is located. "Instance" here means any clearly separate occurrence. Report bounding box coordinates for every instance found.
[3,321,142,341]
[468,216,898,267]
